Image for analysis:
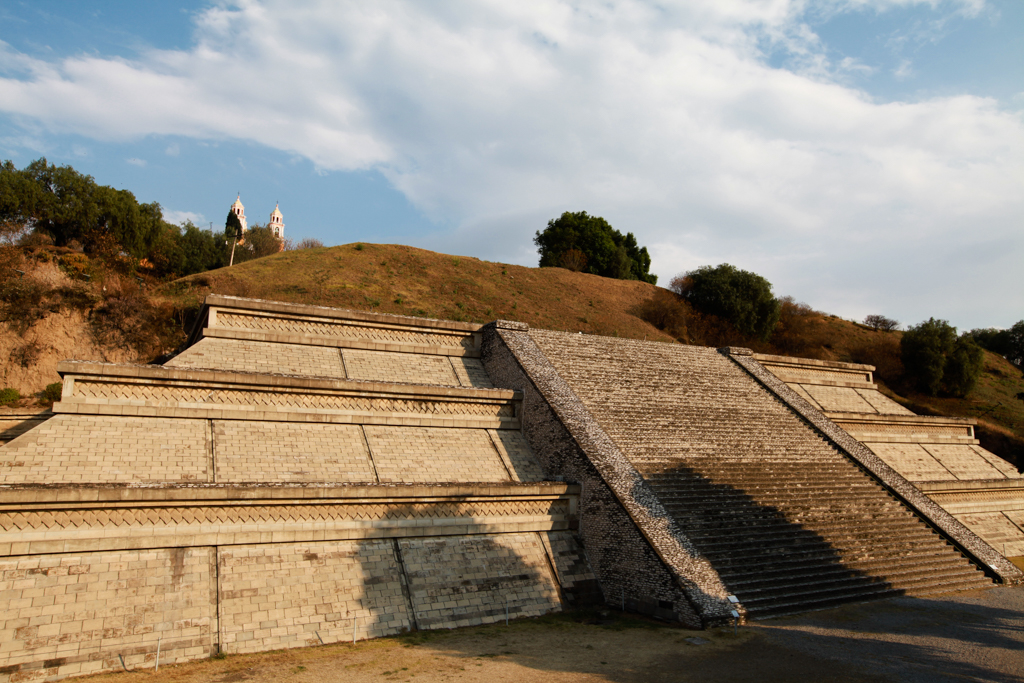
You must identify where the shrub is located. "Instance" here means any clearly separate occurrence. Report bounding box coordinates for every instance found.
[864,314,899,331]
[0,388,20,406]
[295,237,325,250]
[671,264,780,341]
[633,289,689,341]
[59,252,90,279]
[41,382,63,404]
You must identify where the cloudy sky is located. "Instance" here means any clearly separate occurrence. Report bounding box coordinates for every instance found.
[1,0,1021,330]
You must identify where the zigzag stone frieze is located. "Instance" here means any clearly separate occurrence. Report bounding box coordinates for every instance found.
[213,309,477,350]
[0,499,568,532]
[68,380,514,418]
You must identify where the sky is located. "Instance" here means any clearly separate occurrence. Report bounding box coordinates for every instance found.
[0,0,1021,330]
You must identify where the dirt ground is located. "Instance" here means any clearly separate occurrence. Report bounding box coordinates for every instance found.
[83,585,1024,683]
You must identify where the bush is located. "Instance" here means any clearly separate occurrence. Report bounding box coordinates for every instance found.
[633,289,689,340]
[671,264,780,341]
[41,382,62,404]
[864,314,899,331]
[59,252,90,279]
[295,237,325,250]
[0,388,20,406]
[900,318,984,396]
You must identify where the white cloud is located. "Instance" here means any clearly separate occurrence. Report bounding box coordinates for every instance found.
[0,0,1020,327]
[163,210,206,226]
[125,157,147,167]
[165,142,180,156]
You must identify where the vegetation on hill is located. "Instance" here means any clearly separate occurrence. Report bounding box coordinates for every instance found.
[534,211,657,284]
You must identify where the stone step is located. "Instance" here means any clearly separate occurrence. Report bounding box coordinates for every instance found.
[667,505,913,528]
[727,561,986,600]
[687,523,941,553]
[743,574,992,620]
[707,539,961,573]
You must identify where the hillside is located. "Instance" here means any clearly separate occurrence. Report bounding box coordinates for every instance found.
[2,241,1022,466]
[168,242,674,341]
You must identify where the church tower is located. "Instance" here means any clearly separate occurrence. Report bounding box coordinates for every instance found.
[230,195,249,233]
[269,203,285,240]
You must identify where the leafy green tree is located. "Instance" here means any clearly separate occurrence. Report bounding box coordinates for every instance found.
[0,158,166,259]
[1010,321,1024,368]
[235,224,283,262]
[670,264,781,341]
[901,318,984,396]
[534,211,657,284]
[943,337,985,397]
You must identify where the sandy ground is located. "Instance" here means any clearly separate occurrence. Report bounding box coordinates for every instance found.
[84,586,1024,683]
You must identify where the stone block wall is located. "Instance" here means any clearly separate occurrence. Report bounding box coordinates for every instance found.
[1,548,215,681]
[218,540,412,653]
[0,527,581,681]
[0,416,210,484]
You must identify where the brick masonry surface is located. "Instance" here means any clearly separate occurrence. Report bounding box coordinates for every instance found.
[342,349,459,386]
[399,533,562,629]
[0,415,209,483]
[364,426,512,483]
[167,337,346,378]
[218,540,411,653]
[0,547,215,682]
[213,421,376,483]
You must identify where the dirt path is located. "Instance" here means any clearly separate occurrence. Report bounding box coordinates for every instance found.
[84,586,1024,683]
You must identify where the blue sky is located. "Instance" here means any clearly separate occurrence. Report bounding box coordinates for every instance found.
[1,0,1021,330]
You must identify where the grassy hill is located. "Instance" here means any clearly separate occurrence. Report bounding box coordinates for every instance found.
[3,241,1022,467]
[165,242,674,341]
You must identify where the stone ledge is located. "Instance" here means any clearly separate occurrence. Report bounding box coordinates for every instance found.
[915,480,1024,493]
[205,294,483,332]
[203,326,480,358]
[858,435,979,445]
[495,319,529,331]
[0,481,579,505]
[788,379,878,390]
[826,411,976,426]
[56,361,518,400]
[752,352,875,372]
[52,401,519,430]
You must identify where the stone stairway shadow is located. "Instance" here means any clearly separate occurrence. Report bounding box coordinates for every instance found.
[632,459,992,619]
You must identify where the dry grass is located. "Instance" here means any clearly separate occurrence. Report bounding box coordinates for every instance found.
[164,243,674,342]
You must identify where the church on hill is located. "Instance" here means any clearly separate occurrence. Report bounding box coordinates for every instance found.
[230,194,285,241]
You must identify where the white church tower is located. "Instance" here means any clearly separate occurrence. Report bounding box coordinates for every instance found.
[269,203,285,240]
[230,195,249,233]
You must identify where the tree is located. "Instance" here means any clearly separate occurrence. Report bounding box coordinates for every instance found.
[901,318,983,396]
[670,264,781,341]
[864,314,899,332]
[1010,321,1024,368]
[534,211,657,284]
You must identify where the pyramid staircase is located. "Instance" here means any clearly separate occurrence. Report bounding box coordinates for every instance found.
[641,457,994,618]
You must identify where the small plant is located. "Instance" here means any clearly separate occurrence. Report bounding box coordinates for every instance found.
[455,302,464,310]
[394,296,404,304]
[41,382,62,404]
[0,388,21,407]
[59,252,90,279]
[354,243,364,251]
